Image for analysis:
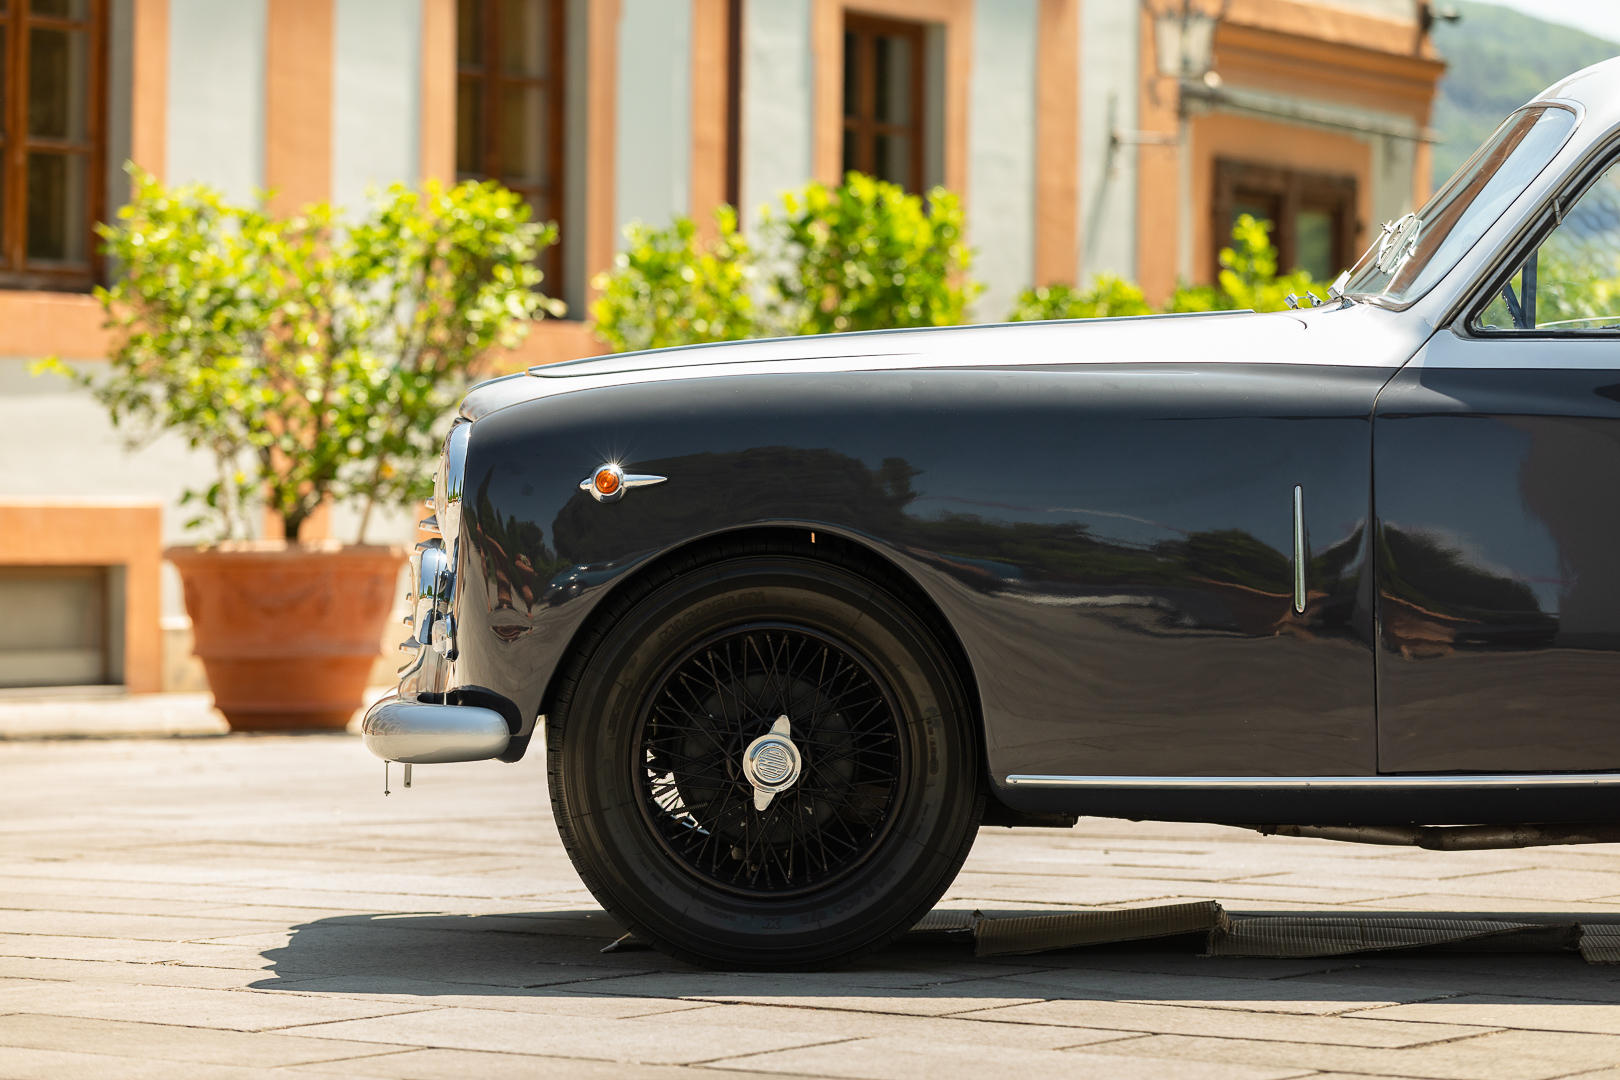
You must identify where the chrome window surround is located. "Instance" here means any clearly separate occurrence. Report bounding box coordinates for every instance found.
[1424,96,1601,329]
[1453,117,1620,337]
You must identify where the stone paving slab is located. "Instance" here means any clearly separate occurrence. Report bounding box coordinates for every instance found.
[6,734,1620,1079]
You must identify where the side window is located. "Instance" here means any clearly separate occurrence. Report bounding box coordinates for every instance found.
[842,14,928,193]
[0,0,107,292]
[456,0,566,293]
[1475,160,1620,332]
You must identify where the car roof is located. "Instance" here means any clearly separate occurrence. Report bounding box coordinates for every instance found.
[1545,55,1620,121]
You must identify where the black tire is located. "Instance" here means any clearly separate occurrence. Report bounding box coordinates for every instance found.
[546,537,983,970]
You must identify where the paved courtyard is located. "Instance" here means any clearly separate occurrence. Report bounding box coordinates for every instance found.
[8,734,1620,1078]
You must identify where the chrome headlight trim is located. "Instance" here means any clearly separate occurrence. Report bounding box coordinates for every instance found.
[435,420,471,544]
[412,540,453,647]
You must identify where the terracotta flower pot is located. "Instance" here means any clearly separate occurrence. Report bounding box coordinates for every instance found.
[167,542,407,731]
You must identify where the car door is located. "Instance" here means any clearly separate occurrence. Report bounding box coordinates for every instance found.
[1374,151,1620,773]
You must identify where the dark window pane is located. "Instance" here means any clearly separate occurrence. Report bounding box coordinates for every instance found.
[29,26,89,140]
[26,150,86,262]
[456,79,483,176]
[457,0,482,67]
[1295,209,1334,280]
[499,83,547,186]
[843,31,857,118]
[501,0,550,77]
[31,0,88,18]
[509,184,548,225]
[873,35,910,125]
[0,568,107,688]
[873,133,910,188]
[1231,195,1278,235]
[842,17,925,192]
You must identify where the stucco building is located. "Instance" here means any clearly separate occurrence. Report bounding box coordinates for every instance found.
[0,0,1444,694]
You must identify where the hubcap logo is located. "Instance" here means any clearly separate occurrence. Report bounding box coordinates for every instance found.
[742,715,801,811]
[750,741,796,787]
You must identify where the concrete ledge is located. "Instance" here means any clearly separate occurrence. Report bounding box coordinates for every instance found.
[0,692,227,739]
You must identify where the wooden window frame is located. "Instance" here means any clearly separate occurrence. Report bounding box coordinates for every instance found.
[0,0,107,292]
[1211,159,1358,281]
[841,12,925,193]
[725,0,742,208]
[456,0,566,293]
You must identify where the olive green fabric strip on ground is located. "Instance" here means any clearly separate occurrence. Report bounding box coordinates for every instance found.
[972,901,1228,957]
[1206,916,1537,958]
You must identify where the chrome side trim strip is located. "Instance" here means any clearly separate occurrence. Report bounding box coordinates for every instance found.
[1004,773,1620,789]
[1292,484,1306,613]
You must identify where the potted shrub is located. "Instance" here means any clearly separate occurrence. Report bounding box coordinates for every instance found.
[59,168,558,729]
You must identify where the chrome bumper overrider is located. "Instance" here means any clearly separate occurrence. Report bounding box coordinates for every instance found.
[364,419,503,768]
[361,695,510,764]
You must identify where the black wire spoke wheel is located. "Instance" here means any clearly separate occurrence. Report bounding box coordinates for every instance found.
[636,624,907,897]
[547,539,984,970]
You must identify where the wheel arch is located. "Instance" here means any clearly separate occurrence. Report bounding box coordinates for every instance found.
[536,524,988,771]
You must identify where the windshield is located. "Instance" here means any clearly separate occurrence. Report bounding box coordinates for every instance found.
[1344,105,1577,306]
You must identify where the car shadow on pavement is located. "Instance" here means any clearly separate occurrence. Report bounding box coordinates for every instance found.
[248,908,1616,1004]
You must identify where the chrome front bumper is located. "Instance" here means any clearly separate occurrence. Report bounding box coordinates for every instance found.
[364,420,512,767]
[361,695,510,764]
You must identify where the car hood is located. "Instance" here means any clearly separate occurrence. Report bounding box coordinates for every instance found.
[460,303,1426,422]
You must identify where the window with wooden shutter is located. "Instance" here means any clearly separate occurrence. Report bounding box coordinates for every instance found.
[1212,159,1358,283]
[0,0,105,291]
[456,0,565,294]
[842,13,926,193]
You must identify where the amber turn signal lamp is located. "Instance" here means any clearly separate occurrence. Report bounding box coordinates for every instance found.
[579,462,664,503]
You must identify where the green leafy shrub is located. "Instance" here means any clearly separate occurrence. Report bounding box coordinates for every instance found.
[1006,275,1152,322]
[1167,214,1319,313]
[47,168,556,541]
[767,173,980,335]
[590,206,756,352]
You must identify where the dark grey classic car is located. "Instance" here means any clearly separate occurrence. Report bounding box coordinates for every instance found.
[365,58,1620,968]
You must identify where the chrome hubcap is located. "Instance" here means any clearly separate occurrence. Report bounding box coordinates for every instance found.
[742,715,801,810]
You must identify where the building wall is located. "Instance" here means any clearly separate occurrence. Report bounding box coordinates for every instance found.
[1134,0,1441,302]
[740,0,814,226]
[1079,0,1139,283]
[615,0,693,242]
[332,0,422,213]
[167,0,267,202]
[968,0,1038,322]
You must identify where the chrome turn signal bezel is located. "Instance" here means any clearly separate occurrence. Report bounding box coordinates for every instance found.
[580,464,668,503]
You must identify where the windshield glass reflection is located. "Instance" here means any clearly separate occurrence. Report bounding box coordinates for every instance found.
[1345,105,1576,306]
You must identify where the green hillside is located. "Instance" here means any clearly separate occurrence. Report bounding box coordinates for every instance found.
[1430,2,1619,187]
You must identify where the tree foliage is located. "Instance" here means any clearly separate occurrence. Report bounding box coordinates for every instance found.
[590,206,755,352]
[1006,275,1152,322]
[591,173,980,350]
[1163,214,1319,314]
[766,173,980,334]
[53,167,557,542]
[593,184,1322,347]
